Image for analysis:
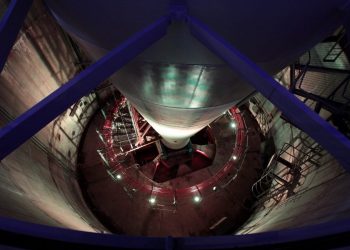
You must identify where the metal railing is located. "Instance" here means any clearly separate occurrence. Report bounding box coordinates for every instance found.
[97,100,249,209]
[252,134,323,208]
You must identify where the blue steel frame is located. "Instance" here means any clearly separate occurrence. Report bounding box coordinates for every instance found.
[0,14,170,159]
[0,0,33,72]
[187,15,350,168]
[1,1,350,249]
[0,215,350,249]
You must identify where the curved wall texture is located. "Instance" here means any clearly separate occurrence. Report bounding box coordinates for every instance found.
[239,91,350,234]
[0,0,105,233]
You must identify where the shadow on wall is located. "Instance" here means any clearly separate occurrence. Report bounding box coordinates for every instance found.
[0,1,107,232]
[237,68,350,234]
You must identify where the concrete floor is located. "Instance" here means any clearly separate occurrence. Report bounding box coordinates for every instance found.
[77,104,263,236]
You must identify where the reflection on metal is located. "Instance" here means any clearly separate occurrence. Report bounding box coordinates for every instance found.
[96,129,105,145]
[97,149,109,167]
[252,133,323,208]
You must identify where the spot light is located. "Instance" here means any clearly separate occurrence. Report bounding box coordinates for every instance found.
[212,186,217,191]
[230,122,236,129]
[149,197,156,204]
[116,174,122,180]
[193,195,202,203]
[232,155,237,161]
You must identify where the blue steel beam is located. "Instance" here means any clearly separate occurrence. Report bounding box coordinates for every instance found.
[187,16,350,168]
[1,215,350,249]
[0,16,170,160]
[0,0,33,73]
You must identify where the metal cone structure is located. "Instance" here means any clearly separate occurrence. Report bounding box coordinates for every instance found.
[44,0,345,149]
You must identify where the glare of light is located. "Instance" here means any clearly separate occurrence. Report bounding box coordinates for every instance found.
[232,155,237,160]
[230,122,236,129]
[146,118,200,139]
[116,174,122,180]
[149,197,156,204]
[193,195,202,203]
[212,186,217,191]
[145,118,200,149]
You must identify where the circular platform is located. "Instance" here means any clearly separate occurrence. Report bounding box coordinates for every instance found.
[77,95,263,236]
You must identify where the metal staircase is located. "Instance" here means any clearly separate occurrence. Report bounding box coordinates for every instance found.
[289,45,350,139]
[323,28,348,62]
[252,135,323,208]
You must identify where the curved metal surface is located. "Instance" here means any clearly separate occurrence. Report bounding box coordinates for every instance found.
[45,0,345,148]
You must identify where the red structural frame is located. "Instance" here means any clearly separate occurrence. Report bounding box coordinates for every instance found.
[101,99,247,205]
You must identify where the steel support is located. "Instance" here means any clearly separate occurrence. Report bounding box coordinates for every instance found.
[294,64,350,75]
[0,0,33,73]
[188,16,350,168]
[1,215,350,249]
[0,16,170,160]
[293,89,350,116]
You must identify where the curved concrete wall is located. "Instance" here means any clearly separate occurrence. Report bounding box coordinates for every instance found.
[238,67,350,234]
[0,1,105,233]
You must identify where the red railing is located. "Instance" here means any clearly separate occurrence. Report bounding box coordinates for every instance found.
[100,101,248,206]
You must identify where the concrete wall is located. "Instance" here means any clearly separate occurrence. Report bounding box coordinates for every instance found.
[237,56,350,234]
[0,0,106,232]
[237,117,350,234]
